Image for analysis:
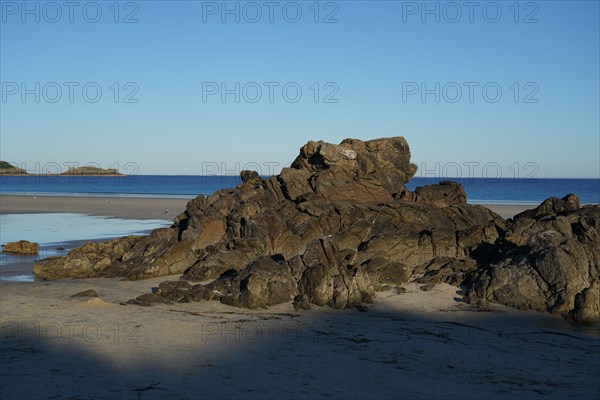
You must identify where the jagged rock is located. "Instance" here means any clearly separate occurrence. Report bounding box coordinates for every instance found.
[34,236,142,279]
[296,237,371,309]
[155,281,193,302]
[240,170,260,183]
[287,137,417,204]
[219,255,298,309]
[31,137,599,323]
[155,237,372,310]
[414,180,467,207]
[414,257,477,288]
[33,137,505,303]
[464,195,600,323]
[364,258,412,289]
[3,240,39,255]
[512,193,580,220]
[157,256,299,309]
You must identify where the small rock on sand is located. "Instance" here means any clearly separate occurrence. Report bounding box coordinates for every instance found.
[71,289,99,298]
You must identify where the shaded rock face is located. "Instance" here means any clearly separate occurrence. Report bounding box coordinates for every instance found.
[3,240,39,255]
[464,196,600,324]
[153,257,297,309]
[32,137,599,323]
[414,181,467,207]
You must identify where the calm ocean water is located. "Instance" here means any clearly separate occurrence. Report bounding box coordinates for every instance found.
[0,175,598,204]
[0,213,170,282]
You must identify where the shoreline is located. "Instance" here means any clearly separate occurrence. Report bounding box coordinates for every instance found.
[0,195,191,220]
[0,194,532,220]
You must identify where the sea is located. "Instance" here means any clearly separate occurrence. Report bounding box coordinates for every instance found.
[0,175,598,204]
[1,175,598,282]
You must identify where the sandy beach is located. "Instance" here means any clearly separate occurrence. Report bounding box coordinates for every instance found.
[480,204,533,220]
[0,194,530,220]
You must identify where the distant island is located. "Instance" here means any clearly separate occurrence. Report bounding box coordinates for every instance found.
[61,166,125,176]
[0,161,27,175]
[0,161,125,176]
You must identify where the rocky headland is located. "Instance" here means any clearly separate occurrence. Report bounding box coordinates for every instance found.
[33,137,600,323]
[0,161,27,175]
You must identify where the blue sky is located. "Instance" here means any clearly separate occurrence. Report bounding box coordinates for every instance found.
[1,0,599,178]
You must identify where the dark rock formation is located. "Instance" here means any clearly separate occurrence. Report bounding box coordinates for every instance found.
[32,137,599,323]
[414,180,467,207]
[464,195,600,324]
[34,236,143,279]
[3,240,39,255]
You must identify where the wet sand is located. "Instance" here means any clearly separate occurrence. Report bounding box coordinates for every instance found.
[0,195,191,220]
[0,194,532,220]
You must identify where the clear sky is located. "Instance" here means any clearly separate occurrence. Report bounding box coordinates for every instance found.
[1,0,599,178]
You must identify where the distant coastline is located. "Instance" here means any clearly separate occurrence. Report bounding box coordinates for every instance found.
[60,166,125,176]
[0,162,125,176]
[2,174,127,177]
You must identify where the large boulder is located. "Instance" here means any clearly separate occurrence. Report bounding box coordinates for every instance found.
[414,180,467,207]
[285,137,417,204]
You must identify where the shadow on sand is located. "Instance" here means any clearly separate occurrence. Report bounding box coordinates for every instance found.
[1,295,600,400]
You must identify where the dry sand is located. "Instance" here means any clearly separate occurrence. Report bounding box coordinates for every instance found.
[3,196,598,399]
[483,204,532,220]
